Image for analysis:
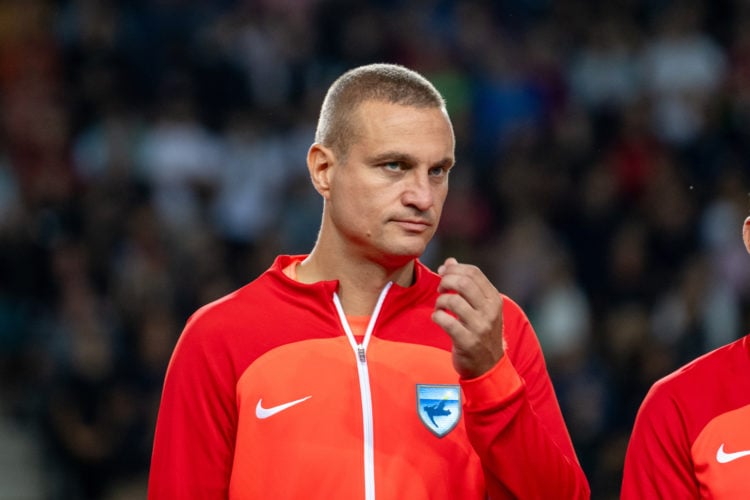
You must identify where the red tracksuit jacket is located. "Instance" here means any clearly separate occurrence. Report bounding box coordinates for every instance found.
[622,335,750,498]
[148,255,589,499]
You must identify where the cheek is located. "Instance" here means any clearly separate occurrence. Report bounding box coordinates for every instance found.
[332,188,375,227]
[346,186,374,212]
[434,188,449,216]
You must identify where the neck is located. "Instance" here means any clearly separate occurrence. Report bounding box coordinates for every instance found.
[297,248,415,316]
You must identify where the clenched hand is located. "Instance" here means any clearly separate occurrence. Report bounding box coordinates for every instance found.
[432,257,505,379]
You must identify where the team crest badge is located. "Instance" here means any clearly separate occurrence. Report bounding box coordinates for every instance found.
[416,384,461,438]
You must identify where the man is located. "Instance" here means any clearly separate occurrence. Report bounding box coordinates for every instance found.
[148,63,589,499]
[621,217,750,497]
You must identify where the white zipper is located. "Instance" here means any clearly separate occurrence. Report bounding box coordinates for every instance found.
[333,282,392,500]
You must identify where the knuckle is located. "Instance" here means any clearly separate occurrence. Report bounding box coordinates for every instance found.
[457,275,472,289]
[447,293,462,308]
[464,264,481,279]
[479,319,493,333]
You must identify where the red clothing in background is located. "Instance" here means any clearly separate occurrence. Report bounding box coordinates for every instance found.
[622,335,750,498]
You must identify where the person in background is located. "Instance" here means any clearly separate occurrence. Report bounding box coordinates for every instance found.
[148,63,589,499]
[621,216,750,498]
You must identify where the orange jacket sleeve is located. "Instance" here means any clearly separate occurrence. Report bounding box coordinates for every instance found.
[461,297,590,499]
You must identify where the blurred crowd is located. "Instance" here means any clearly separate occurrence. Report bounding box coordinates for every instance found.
[1,0,750,498]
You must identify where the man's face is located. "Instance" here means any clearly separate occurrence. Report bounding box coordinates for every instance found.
[325,100,455,267]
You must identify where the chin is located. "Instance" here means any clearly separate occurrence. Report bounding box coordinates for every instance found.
[382,246,425,265]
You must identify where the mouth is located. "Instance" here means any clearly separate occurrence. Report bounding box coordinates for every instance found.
[392,219,432,232]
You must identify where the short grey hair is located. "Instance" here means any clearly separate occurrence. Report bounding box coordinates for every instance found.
[314,63,447,157]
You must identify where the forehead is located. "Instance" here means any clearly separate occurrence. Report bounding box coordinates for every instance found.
[349,100,455,159]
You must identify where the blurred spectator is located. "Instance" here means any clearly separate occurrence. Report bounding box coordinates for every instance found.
[136,81,222,230]
[568,15,640,112]
[639,1,727,145]
[211,110,298,245]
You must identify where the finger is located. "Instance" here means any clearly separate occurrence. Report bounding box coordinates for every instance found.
[431,308,472,343]
[438,270,494,312]
[434,292,475,327]
[438,260,492,291]
[436,256,458,276]
[436,291,500,338]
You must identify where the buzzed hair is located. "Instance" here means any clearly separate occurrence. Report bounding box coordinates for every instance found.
[314,63,447,157]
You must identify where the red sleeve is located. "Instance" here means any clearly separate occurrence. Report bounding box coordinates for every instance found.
[621,382,699,499]
[148,309,238,499]
[459,296,590,499]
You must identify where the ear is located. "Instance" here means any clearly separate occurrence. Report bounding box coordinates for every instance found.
[307,143,336,200]
[743,216,750,254]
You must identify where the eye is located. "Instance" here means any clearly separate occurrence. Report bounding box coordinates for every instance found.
[428,165,449,177]
[383,161,405,171]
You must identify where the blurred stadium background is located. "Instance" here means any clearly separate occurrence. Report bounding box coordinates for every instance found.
[1,0,749,498]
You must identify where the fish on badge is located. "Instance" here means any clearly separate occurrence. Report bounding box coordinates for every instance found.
[416,384,461,438]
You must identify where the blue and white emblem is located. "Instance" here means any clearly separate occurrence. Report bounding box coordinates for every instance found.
[416,384,461,438]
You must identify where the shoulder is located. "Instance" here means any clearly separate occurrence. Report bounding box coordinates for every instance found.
[496,295,549,381]
[184,256,300,334]
[636,335,749,434]
[188,281,263,327]
[171,294,241,363]
[177,274,277,353]
[500,295,528,323]
[499,294,536,349]
[622,340,750,478]
[649,336,747,402]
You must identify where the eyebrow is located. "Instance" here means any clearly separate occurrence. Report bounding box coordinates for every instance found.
[368,151,455,169]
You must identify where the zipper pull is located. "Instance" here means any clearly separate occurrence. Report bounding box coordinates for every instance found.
[357,344,366,362]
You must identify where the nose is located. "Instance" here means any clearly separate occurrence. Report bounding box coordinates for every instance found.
[401,170,434,212]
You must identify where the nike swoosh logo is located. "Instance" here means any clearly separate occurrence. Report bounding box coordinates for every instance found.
[716,443,750,463]
[255,395,312,419]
